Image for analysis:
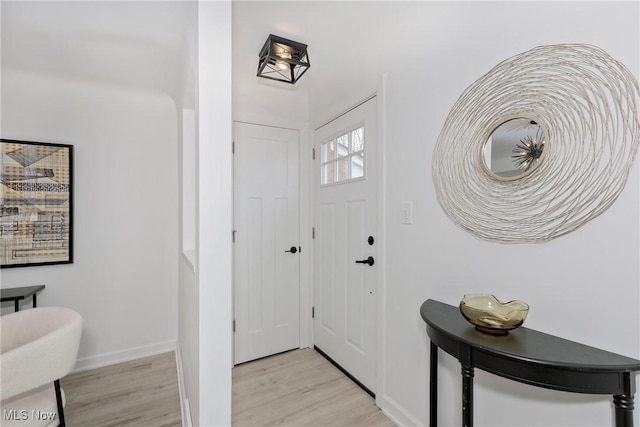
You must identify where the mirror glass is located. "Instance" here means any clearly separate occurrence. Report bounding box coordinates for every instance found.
[483,118,546,179]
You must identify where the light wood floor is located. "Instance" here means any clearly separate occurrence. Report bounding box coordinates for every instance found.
[233,348,395,427]
[60,348,395,427]
[61,352,181,427]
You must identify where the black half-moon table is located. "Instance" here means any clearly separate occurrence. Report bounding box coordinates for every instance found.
[420,299,640,427]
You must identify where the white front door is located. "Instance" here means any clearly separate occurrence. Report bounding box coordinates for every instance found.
[314,97,378,392]
[234,122,300,364]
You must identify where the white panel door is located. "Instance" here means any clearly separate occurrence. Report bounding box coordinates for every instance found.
[314,97,377,392]
[234,122,300,364]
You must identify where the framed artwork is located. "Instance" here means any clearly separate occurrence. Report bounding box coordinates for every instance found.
[1,139,73,267]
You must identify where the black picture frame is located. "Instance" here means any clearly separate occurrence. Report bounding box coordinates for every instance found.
[1,139,74,268]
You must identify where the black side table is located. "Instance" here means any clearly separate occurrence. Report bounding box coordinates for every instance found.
[420,299,640,427]
[1,285,46,312]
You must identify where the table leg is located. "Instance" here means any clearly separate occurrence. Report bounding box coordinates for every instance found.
[33,293,37,308]
[462,364,474,427]
[430,342,438,427]
[14,300,19,312]
[613,395,634,427]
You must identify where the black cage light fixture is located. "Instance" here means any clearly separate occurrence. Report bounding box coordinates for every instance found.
[257,34,310,84]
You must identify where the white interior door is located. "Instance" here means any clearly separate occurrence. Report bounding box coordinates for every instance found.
[314,97,377,392]
[234,122,300,365]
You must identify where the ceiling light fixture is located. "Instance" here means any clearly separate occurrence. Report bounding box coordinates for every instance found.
[257,34,310,84]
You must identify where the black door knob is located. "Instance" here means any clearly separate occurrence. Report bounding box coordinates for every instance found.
[355,256,374,266]
[285,246,298,254]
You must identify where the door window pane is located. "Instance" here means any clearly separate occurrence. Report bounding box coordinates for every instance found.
[320,126,365,185]
[322,140,335,162]
[337,157,349,181]
[336,140,349,158]
[351,127,364,153]
[337,134,349,150]
[351,153,364,178]
[322,162,335,184]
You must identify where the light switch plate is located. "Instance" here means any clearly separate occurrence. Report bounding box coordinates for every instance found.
[401,202,413,224]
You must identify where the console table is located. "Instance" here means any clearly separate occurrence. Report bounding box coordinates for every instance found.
[1,285,46,312]
[420,299,640,427]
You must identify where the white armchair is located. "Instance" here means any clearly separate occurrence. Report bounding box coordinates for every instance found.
[1,307,83,427]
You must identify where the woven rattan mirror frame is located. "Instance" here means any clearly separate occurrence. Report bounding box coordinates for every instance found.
[432,44,640,243]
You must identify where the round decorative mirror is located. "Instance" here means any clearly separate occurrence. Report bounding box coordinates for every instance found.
[431,44,640,243]
[482,118,546,180]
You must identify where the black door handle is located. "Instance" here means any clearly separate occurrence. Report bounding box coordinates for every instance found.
[355,256,374,266]
[285,246,298,254]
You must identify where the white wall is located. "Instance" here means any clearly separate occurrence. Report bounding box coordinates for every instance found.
[371,3,639,426]
[177,2,233,426]
[0,69,179,368]
[1,2,234,425]
[350,3,639,426]
[234,2,640,426]
[0,3,232,426]
[198,2,233,424]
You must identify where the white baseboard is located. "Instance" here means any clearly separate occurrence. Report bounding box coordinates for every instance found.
[184,398,193,427]
[378,393,424,427]
[175,344,191,427]
[72,340,177,373]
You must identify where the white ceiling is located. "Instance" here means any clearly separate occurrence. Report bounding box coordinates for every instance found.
[3,1,471,119]
[2,1,430,116]
[232,1,413,124]
[1,1,196,102]
[3,1,380,112]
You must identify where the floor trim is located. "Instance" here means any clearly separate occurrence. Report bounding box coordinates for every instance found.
[234,347,299,366]
[314,345,375,399]
[175,344,190,427]
[73,340,176,373]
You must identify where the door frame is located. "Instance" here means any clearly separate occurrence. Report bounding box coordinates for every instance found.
[232,120,312,361]
[308,75,387,405]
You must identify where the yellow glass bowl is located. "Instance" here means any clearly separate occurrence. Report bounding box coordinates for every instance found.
[459,294,529,335]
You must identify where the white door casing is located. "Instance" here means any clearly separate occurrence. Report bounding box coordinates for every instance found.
[234,122,300,365]
[314,97,378,392]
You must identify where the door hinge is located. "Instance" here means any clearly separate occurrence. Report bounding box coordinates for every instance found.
[232,141,235,154]
[312,148,316,160]
[233,319,236,332]
[232,230,236,243]
[312,227,315,239]
[312,306,315,319]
